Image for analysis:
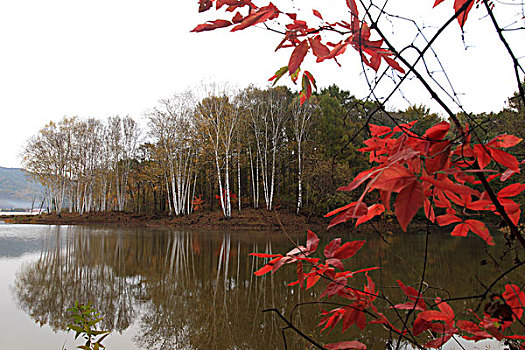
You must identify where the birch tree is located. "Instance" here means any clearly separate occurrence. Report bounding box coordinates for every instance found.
[195,85,240,218]
[22,119,73,214]
[74,118,105,214]
[290,99,317,214]
[245,87,290,211]
[107,116,140,211]
[148,91,198,216]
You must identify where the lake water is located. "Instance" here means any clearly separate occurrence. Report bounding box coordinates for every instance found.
[0,224,520,349]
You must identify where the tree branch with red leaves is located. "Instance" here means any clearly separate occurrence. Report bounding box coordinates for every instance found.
[194,0,525,348]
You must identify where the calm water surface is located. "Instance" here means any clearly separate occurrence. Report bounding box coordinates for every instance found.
[0,224,520,349]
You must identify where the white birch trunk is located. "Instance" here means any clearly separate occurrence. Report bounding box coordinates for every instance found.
[255,151,260,208]
[215,148,226,217]
[237,149,241,213]
[190,172,197,215]
[248,146,257,208]
[297,142,303,214]
[225,151,231,218]
[165,175,173,215]
[269,136,277,211]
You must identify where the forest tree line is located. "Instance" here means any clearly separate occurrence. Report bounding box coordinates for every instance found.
[22,84,524,217]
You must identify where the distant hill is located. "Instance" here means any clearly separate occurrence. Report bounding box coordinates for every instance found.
[0,167,44,209]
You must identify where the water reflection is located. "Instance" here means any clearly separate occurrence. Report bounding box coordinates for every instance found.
[10,226,523,349]
[14,227,136,333]
[13,226,321,349]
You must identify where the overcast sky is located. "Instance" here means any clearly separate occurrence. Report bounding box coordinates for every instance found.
[1,0,524,168]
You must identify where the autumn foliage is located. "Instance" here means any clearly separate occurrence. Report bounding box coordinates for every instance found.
[194,0,525,348]
[193,0,479,103]
[193,0,408,103]
[192,195,204,211]
[251,120,525,348]
[252,230,524,348]
[325,121,523,244]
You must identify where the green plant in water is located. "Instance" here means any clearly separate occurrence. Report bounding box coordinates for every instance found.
[66,301,110,350]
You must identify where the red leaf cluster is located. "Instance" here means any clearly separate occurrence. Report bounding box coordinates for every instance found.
[250,228,524,348]
[195,2,524,348]
[250,121,523,347]
[193,0,408,105]
[327,121,523,242]
[268,233,523,347]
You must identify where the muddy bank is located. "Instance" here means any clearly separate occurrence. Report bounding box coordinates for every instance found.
[0,209,331,232]
[0,209,432,238]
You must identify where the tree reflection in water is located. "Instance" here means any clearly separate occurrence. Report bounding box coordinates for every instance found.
[13,226,521,349]
[13,226,317,349]
[14,226,136,333]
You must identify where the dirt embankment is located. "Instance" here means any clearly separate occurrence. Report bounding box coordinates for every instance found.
[0,209,337,233]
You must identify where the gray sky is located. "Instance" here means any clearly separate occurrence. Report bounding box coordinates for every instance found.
[1,0,524,168]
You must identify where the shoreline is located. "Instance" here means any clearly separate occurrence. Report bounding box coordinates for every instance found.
[0,209,333,233]
[0,209,441,236]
